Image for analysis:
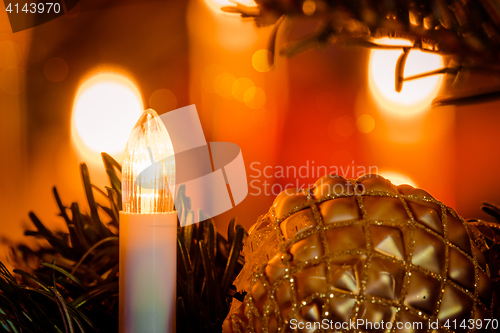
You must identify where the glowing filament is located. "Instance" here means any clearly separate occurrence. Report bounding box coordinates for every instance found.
[122,109,175,214]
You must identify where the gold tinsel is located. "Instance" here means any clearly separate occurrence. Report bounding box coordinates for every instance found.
[223,174,497,333]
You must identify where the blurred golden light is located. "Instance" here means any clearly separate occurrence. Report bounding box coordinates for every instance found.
[378,170,417,187]
[356,114,375,133]
[71,71,144,163]
[214,72,236,98]
[252,49,273,72]
[149,88,177,113]
[368,38,443,115]
[244,86,266,109]
[204,0,256,13]
[201,64,226,93]
[302,0,316,15]
[232,77,255,102]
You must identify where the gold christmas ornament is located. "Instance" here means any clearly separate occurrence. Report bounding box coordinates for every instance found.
[223,174,497,333]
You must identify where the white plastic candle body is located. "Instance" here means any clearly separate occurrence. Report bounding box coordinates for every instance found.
[119,212,176,333]
[120,109,177,333]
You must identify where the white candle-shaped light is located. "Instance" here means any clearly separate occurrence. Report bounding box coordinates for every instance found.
[119,109,176,333]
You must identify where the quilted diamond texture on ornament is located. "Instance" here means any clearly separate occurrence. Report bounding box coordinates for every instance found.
[223,174,497,333]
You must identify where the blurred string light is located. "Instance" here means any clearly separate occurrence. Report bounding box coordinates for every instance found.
[328,115,356,142]
[327,114,375,142]
[378,170,417,187]
[149,88,177,114]
[232,77,255,102]
[368,38,443,116]
[334,116,356,138]
[202,0,260,51]
[71,71,144,163]
[202,63,266,109]
[244,86,266,109]
[356,114,375,133]
[252,49,273,72]
[204,0,256,14]
[214,72,236,98]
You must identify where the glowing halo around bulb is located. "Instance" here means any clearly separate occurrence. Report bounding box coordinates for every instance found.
[368,38,444,116]
[378,170,417,187]
[203,0,256,13]
[71,71,144,163]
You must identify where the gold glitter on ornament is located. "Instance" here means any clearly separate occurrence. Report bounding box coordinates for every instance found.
[223,174,497,333]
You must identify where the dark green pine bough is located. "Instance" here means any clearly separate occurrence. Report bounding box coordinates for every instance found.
[0,153,246,333]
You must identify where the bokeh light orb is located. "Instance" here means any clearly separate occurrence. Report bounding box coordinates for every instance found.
[335,115,356,137]
[232,77,254,102]
[356,114,375,133]
[252,49,273,72]
[244,86,266,109]
[368,38,443,116]
[149,88,177,114]
[214,72,236,98]
[71,71,143,163]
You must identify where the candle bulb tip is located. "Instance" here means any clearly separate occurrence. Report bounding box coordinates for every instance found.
[122,108,175,214]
